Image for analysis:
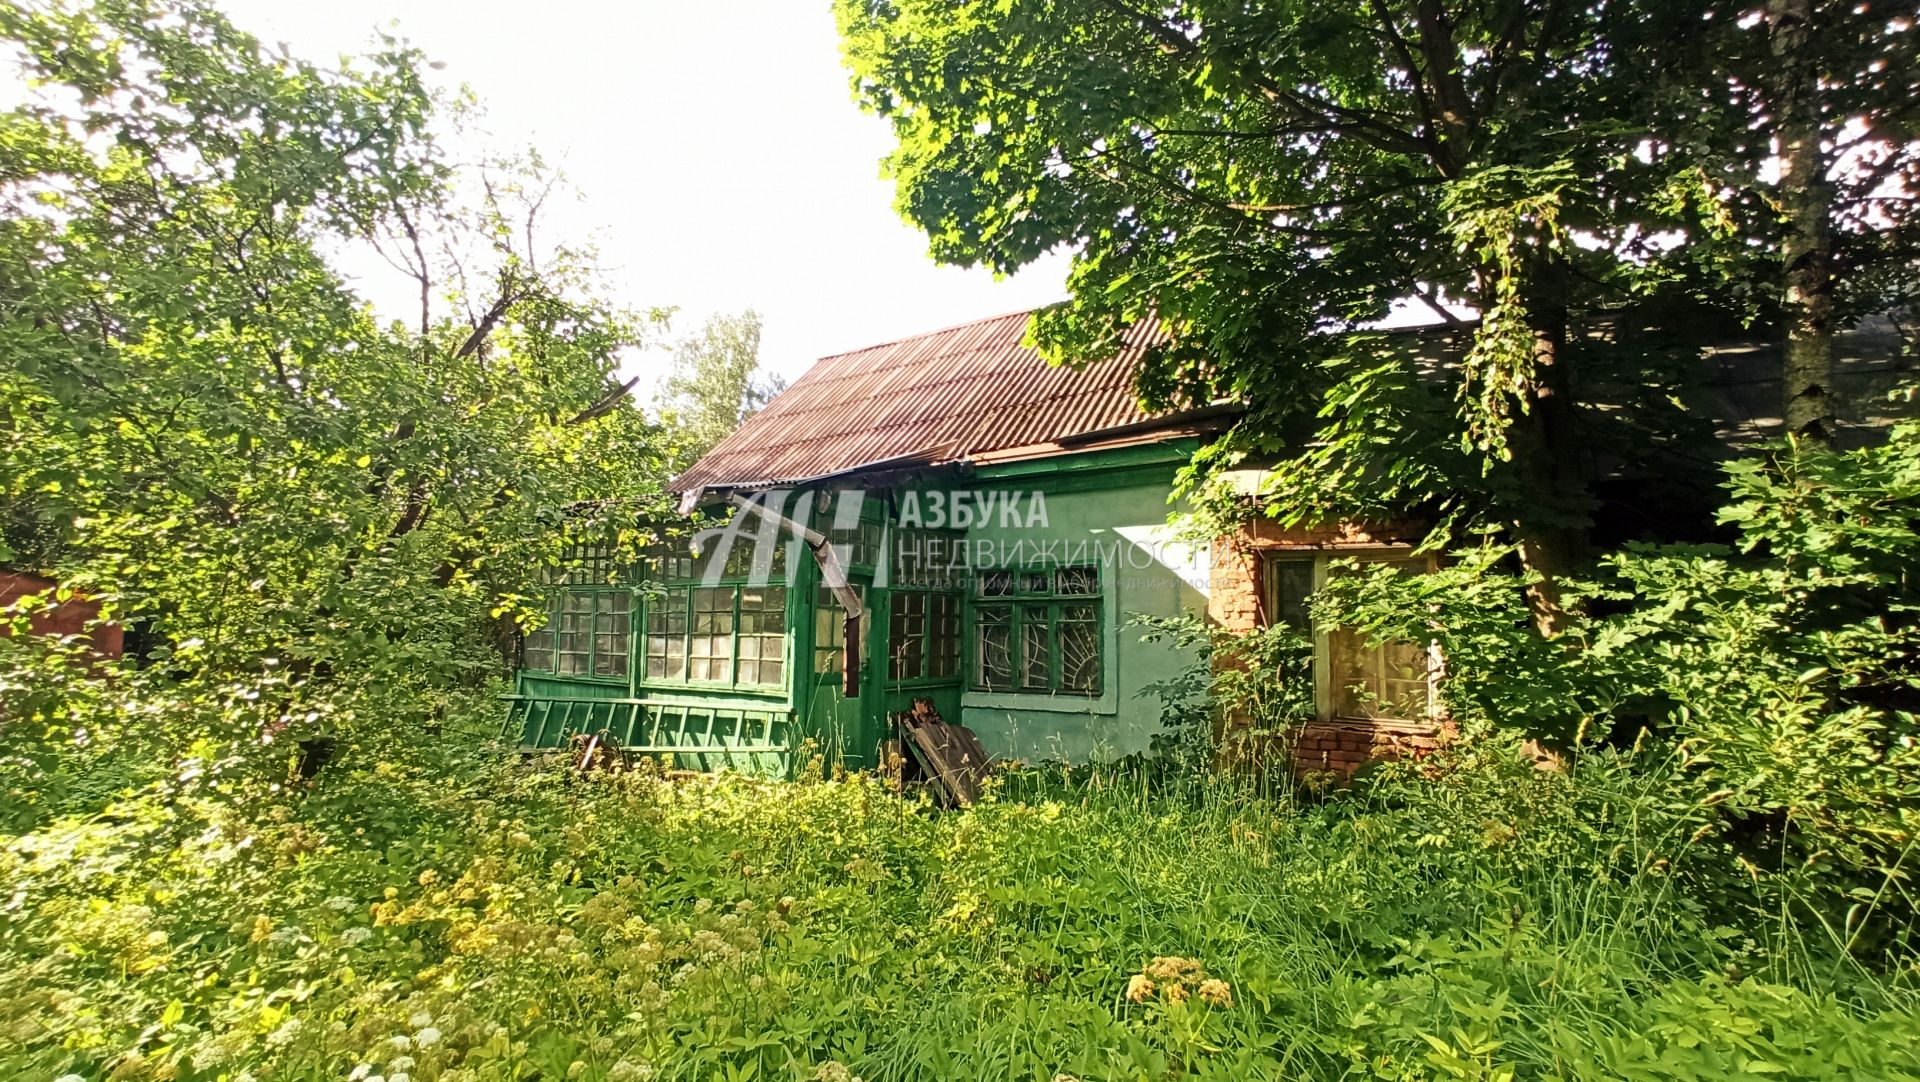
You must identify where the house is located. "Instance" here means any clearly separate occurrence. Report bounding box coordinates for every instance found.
[0,569,123,659]
[508,311,1232,773]
[505,310,1913,776]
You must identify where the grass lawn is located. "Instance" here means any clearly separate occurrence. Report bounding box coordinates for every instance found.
[4,733,1917,1082]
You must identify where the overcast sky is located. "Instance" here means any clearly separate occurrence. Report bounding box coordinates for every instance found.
[215,0,1072,385]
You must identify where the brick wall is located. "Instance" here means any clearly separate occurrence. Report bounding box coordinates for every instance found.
[0,570,123,658]
[1208,518,1445,779]
[1284,717,1454,777]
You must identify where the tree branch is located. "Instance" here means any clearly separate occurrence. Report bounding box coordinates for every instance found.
[567,375,641,426]
[454,276,518,361]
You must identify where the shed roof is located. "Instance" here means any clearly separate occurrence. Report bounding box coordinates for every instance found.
[671,310,1174,494]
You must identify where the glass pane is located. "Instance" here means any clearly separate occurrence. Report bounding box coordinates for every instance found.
[523,629,554,672]
[594,633,623,677]
[1020,571,1049,594]
[889,591,927,680]
[814,585,846,676]
[1059,603,1099,693]
[1019,603,1051,690]
[690,587,736,683]
[927,593,961,679]
[975,605,1012,691]
[643,587,687,683]
[1327,557,1430,721]
[1262,558,1314,632]
[979,570,1012,597]
[1056,566,1098,595]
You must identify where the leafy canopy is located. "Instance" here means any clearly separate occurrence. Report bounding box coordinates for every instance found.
[0,0,671,727]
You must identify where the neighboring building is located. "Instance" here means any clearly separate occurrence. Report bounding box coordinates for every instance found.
[0,569,123,659]
[506,311,1913,776]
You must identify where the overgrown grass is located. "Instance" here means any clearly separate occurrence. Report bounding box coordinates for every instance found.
[4,715,1918,1082]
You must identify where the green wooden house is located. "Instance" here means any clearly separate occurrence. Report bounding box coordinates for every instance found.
[506,310,1914,776]
[507,310,1227,772]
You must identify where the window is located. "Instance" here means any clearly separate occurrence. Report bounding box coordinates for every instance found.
[1260,556,1314,633]
[522,546,633,679]
[889,590,961,681]
[813,584,863,676]
[523,594,628,678]
[1327,557,1434,721]
[641,584,789,689]
[1260,552,1436,723]
[971,566,1101,695]
[643,591,688,680]
[737,585,786,685]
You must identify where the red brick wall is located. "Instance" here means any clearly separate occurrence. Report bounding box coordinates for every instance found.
[1208,519,1445,778]
[0,570,123,658]
[1285,717,1454,777]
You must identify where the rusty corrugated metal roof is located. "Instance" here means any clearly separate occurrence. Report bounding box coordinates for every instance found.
[671,310,1171,493]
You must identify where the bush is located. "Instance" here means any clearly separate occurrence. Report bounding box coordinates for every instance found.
[1313,412,1920,959]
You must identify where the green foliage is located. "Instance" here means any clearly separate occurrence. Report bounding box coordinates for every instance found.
[0,0,674,776]
[655,309,786,471]
[1135,613,1315,773]
[6,703,1920,1081]
[833,0,1751,560]
[1313,411,1920,942]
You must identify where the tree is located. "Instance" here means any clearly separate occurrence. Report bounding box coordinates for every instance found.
[657,309,786,469]
[1732,1,1918,445]
[0,0,672,731]
[836,0,1743,632]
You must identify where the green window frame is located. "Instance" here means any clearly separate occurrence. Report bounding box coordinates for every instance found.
[641,582,788,689]
[889,589,961,682]
[970,566,1101,695]
[522,546,635,680]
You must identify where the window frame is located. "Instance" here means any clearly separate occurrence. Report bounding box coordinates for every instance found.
[520,547,637,683]
[640,580,791,692]
[887,588,963,685]
[968,565,1103,697]
[1260,549,1441,724]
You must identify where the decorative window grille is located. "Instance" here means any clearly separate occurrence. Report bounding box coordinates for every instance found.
[970,566,1102,695]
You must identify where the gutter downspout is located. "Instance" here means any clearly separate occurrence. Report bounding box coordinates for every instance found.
[726,492,863,698]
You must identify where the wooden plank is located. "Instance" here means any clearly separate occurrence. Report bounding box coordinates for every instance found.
[896,699,986,806]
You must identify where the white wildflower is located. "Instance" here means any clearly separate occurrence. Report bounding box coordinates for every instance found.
[408,1010,435,1029]
[414,1026,442,1048]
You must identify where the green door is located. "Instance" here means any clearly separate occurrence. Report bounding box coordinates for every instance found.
[803,581,869,766]
[876,585,965,749]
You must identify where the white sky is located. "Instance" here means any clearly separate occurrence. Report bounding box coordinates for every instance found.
[216,0,1072,386]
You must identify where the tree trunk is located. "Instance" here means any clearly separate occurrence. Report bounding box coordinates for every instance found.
[1509,266,1590,637]
[1770,0,1836,446]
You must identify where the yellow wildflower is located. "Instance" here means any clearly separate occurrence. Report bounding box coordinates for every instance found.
[1124,974,1155,1003]
[1144,955,1203,982]
[1197,978,1233,1008]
